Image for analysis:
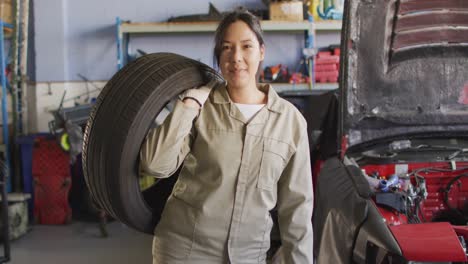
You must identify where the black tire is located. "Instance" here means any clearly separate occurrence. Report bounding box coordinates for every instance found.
[82,53,223,234]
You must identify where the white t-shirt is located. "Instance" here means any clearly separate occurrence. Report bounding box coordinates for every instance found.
[235,103,265,122]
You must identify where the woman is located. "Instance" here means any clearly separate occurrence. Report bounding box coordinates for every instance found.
[140,10,313,264]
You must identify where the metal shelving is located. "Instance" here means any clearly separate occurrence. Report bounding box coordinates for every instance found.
[116,18,342,92]
[119,20,341,34]
[272,82,338,94]
[0,20,13,194]
[0,19,13,264]
[314,20,342,31]
[0,0,29,196]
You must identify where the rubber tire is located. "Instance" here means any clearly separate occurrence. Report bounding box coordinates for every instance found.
[82,53,223,234]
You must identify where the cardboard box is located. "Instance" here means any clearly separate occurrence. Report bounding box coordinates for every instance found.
[269,1,304,21]
[0,0,12,25]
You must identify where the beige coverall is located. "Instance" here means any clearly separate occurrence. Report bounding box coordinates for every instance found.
[140,83,313,264]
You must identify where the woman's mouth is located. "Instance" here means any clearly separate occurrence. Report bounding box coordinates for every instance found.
[230,68,246,73]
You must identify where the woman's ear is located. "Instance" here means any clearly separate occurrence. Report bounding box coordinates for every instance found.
[260,44,265,61]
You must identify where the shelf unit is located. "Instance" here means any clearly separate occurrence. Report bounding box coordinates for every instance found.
[0,20,13,194]
[118,20,342,34]
[273,82,338,94]
[0,25,12,264]
[115,18,342,93]
[0,1,29,262]
[0,0,29,194]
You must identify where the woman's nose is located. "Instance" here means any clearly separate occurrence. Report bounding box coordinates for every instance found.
[231,47,242,62]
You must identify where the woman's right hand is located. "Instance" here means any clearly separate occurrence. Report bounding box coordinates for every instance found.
[179,80,217,109]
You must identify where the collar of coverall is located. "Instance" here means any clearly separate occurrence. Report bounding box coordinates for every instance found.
[211,82,283,114]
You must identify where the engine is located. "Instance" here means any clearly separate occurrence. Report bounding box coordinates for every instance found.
[360,162,468,226]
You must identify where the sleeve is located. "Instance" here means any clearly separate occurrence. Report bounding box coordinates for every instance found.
[139,100,199,178]
[277,126,314,263]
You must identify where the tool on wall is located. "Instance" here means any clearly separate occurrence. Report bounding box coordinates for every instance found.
[168,2,268,22]
[77,74,91,104]
[168,3,223,22]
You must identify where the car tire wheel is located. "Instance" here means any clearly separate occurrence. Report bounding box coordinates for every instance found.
[82,52,223,234]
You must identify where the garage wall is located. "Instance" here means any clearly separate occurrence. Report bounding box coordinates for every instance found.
[29,0,340,132]
[34,0,267,81]
[27,81,106,132]
[33,0,339,82]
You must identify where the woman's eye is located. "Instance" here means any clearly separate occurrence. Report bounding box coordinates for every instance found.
[222,45,231,50]
[244,45,252,49]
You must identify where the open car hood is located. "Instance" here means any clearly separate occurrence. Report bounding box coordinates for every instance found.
[340,0,468,148]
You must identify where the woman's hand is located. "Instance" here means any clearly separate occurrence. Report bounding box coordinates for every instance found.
[179,80,217,109]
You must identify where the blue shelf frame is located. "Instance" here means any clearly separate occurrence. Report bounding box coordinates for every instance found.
[0,20,13,192]
[116,17,123,71]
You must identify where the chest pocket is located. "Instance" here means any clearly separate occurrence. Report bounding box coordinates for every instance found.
[257,139,293,190]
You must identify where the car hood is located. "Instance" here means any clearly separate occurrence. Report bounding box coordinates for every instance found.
[340,0,468,148]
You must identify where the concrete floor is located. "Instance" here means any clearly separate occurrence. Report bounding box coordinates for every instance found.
[7,221,153,264]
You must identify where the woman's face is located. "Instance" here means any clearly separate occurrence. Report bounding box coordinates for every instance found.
[219,20,265,89]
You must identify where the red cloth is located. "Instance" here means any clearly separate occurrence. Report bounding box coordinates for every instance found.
[32,137,71,224]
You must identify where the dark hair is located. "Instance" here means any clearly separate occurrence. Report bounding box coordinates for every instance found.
[213,10,265,66]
